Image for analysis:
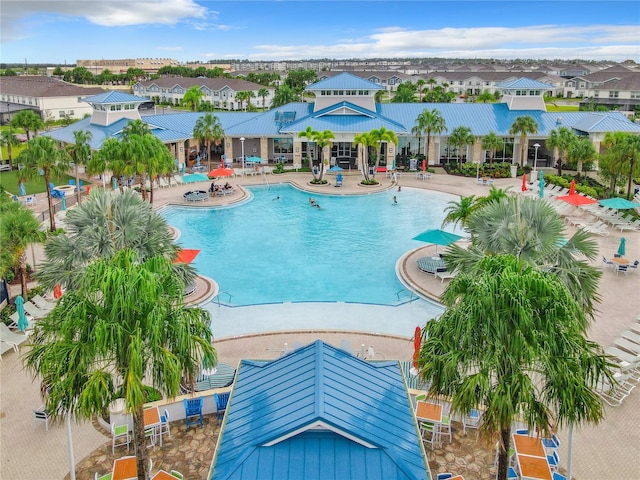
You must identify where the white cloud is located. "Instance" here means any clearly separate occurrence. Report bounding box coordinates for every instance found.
[1,0,207,42]
[246,25,640,61]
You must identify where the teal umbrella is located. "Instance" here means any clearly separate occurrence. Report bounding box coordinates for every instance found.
[538,170,545,199]
[15,295,28,332]
[617,237,626,257]
[19,183,26,196]
[112,177,118,190]
[61,195,67,211]
[598,198,640,209]
[412,229,464,254]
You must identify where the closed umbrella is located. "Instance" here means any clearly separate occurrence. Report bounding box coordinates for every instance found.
[53,283,63,300]
[538,170,545,199]
[617,237,626,257]
[61,195,67,211]
[15,295,28,332]
[411,326,422,376]
[521,174,527,192]
[19,183,26,196]
[112,177,118,191]
[422,159,426,171]
[569,180,576,195]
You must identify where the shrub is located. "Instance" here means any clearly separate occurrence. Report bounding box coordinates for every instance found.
[360,179,379,186]
[310,179,328,185]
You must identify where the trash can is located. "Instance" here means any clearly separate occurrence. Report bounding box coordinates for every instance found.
[510,165,518,178]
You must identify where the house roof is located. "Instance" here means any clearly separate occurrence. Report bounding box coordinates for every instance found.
[0,76,105,98]
[495,78,554,90]
[306,72,385,91]
[81,91,149,104]
[210,340,428,480]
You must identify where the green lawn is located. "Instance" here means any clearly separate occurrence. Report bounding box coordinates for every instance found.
[545,105,580,112]
[0,170,79,195]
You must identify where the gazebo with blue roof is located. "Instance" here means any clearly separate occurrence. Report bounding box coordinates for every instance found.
[209,340,430,480]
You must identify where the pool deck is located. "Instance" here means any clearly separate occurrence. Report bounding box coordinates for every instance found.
[2,169,639,479]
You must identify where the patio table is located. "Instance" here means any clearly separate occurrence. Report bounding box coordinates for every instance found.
[152,470,177,480]
[612,257,629,265]
[415,401,442,423]
[512,433,546,457]
[112,456,137,480]
[517,454,552,480]
[144,406,162,446]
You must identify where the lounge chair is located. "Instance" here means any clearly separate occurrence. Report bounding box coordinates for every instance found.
[605,346,640,366]
[0,323,29,353]
[435,269,458,283]
[582,222,609,236]
[30,295,56,312]
[22,301,50,319]
[615,219,640,232]
[335,174,343,187]
[7,311,35,331]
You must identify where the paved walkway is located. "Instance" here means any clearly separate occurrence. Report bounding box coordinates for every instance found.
[2,168,639,479]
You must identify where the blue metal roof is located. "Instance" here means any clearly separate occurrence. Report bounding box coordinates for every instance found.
[211,340,429,480]
[43,116,131,149]
[495,78,553,89]
[81,91,149,104]
[306,72,384,91]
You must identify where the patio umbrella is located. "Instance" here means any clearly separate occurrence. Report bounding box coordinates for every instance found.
[412,326,421,371]
[328,165,344,173]
[19,183,26,196]
[617,237,626,257]
[521,174,527,192]
[208,167,234,178]
[556,194,597,207]
[422,159,426,171]
[538,170,545,199]
[53,283,63,300]
[598,198,640,209]
[412,229,464,254]
[112,177,118,190]
[247,156,263,164]
[195,155,201,168]
[61,195,67,211]
[174,248,200,264]
[15,295,29,332]
[568,180,576,195]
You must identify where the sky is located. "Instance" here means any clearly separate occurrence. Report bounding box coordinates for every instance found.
[1,1,639,65]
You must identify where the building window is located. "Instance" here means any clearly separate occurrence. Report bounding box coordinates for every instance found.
[631,91,640,99]
[59,111,65,117]
[609,91,619,98]
[273,138,293,154]
[594,92,599,98]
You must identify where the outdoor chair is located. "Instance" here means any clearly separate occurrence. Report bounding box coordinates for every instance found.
[547,450,559,472]
[462,408,482,435]
[436,474,453,480]
[170,471,184,479]
[542,433,561,454]
[0,323,29,351]
[33,406,51,431]
[8,311,35,332]
[552,473,568,480]
[95,473,112,480]
[507,467,519,479]
[158,408,171,442]
[22,301,50,319]
[439,413,452,444]
[183,397,203,430]
[214,392,230,424]
[111,423,130,454]
[31,294,56,311]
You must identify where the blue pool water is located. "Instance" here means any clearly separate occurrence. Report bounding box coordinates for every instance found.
[162,184,458,307]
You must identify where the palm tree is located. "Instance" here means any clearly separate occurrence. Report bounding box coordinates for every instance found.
[310,129,335,182]
[25,249,216,480]
[448,126,474,170]
[568,136,597,181]
[258,88,270,110]
[440,195,478,230]
[353,131,375,182]
[414,109,447,164]
[298,126,318,170]
[182,85,204,112]
[121,119,151,139]
[370,126,399,172]
[418,254,612,480]
[0,201,44,299]
[271,85,299,107]
[509,115,539,167]
[142,135,176,204]
[0,129,20,168]
[193,113,225,171]
[416,79,426,102]
[235,91,250,111]
[445,195,601,315]
[547,126,576,176]
[87,137,130,192]
[475,90,495,103]
[10,110,44,140]
[611,133,640,200]
[16,135,71,231]
[36,189,187,292]
[481,132,503,165]
[68,130,92,205]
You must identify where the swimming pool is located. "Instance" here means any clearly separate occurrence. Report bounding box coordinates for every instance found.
[162,183,457,307]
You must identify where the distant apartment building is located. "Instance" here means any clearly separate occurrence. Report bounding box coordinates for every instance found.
[0,76,104,124]
[76,58,180,75]
[132,77,275,111]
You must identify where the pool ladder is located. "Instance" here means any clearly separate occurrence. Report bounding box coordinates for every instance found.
[213,291,233,307]
[396,288,418,303]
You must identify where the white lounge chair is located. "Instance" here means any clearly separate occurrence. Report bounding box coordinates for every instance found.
[173,175,184,185]
[0,323,29,353]
[22,301,50,319]
[30,295,56,312]
[7,311,35,331]
[158,177,170,189]
[582,222,609,236]
[435,269,458,283]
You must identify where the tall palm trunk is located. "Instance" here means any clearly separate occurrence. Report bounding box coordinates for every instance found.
[497,426,512,480]
[627,157,635,200]
[19,252,28,299]
[44,171,56,231]
[133,404,150,480]
[75,164,82,205]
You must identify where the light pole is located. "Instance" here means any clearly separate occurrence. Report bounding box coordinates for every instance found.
[240,137,245,170]
[531,143,540,184]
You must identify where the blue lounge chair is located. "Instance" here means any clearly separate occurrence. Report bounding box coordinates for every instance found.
[335,173,343,187]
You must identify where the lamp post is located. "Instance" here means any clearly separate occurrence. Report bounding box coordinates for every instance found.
[531,143,540,184]
[240,137,245,170]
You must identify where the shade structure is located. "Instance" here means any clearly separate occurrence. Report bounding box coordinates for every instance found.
[208,168,234,178]
[598,197,640,209]
[328,165,344,172]
[182,173,210,184]
[557,194,597,207]
[521,174,527,192]
[412,229,464,254]
[412,326,421,369]
[538,170,545,199]
[174,248,200,264]
[19,183,26,196]
[617,237,626,257]
[15,295,28,332]
[569,180,576,195]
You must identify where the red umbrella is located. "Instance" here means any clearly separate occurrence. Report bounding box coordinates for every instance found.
[521,174,528,192]
[174,249,201,264]
[557,194,597,206]
[208,168,234,178]
[413,326,421,369]
[569,180,576,195]
[53,283,63,299]
[421,159,426,172]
